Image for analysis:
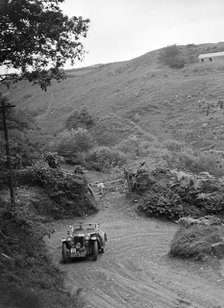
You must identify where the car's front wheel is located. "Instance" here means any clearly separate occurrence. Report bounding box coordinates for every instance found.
[92,241,98,261]
[100,246,105,253]
[101,233,107,253]
[62,243,70,263]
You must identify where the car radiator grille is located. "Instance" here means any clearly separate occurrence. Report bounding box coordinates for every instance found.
[73,236,84,247]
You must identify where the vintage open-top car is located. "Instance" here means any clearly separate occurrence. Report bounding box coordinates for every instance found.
[61,222,107,262]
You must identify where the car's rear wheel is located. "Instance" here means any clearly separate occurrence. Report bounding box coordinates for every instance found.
[92,241,98,261]
[62,243,70,263]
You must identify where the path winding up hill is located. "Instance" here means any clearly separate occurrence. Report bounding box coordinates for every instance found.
[46,170,224,308]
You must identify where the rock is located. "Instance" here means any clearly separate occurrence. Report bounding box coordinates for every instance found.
[211,242,224,258]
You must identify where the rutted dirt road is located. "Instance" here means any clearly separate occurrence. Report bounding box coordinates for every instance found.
[46,188,224,308]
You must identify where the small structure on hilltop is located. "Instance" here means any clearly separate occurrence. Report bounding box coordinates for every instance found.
[198,51,224,62]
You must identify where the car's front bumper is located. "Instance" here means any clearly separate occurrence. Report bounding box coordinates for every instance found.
[69,248,87,258]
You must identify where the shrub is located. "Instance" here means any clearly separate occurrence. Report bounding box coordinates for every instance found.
[163,147,224,178]
[74,128,95,152]
[86,146,127,171]
[117,136,154,158]
[141,190,183,220]
[52,128,94,162]
[23,165,96,218]
[0,128,42,169]
[163,139,185,152]
[170,224,224,259]
[65,106,95,130]
[177,151,224,177]
[194,152,224,177]
[130,166,224,221]
[116,136,140,158]
[0,108,45,169]
[158,45,185,69]
[0,108,36,131]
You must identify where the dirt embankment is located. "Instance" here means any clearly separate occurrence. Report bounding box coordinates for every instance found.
[0,167,97,308]
[0,208,76,308]
[46,184,224,308]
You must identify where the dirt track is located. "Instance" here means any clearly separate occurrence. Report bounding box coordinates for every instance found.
[46,189,224,308]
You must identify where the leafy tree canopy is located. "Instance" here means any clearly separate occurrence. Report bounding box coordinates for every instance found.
[158,45,185,69]
[65,106,95,130]
[0,0,90,90]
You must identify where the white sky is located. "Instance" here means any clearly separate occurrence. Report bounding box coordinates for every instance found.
[61,0,224,68]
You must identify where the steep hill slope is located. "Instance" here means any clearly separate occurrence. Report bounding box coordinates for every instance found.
[2,42,224,150]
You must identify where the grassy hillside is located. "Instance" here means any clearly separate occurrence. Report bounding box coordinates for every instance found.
[2,42,224,151]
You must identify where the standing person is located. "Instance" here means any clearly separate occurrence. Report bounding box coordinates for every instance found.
[97,182,105,195]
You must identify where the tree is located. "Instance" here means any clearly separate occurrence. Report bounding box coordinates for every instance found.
[0,104,45,169]
[52,128,94,160]
[158,45,185,69]
[0,0,90,90]
[65,106,95,130]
